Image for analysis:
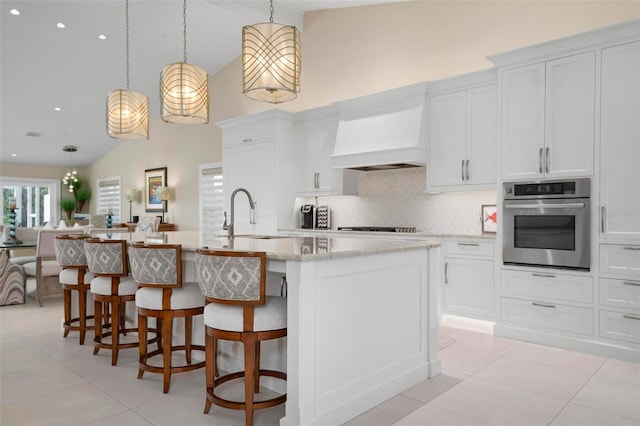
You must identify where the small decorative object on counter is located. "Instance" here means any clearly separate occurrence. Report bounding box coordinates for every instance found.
[3,197,22,245]
[105,209,113,229]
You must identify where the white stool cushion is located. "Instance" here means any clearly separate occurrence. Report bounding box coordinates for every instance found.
[203,296,287,332]
[59,268,94,285]
[23,260,61,277]
[135,281,204,310]
[90,276,137,296]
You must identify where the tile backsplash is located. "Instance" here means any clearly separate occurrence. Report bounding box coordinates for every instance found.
[295,167,497,235]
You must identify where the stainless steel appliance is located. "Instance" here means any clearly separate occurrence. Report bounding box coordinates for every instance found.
[300,205,315,229]
[503,178,590,270]
[338,226,417,233]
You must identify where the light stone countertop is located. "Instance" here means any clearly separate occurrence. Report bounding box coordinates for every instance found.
[95,231,439,262]
[278,228,497,240]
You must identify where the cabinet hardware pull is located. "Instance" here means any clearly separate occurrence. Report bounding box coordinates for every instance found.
[280,277,288,298]
[601,206,606,233]
[539,148,543,174]
[532,273,556,278]
[623,246,640,251]
[457,242,480,247]
[444,262,448,284]
[623,281,640,286]
[623,314,640,321]
[316,172,320,189]
[461,160,465,181]
[532,302,556,308]
[465,159,470,181]
[545,147,550,173]
[242,138,252,143]
[505,203,585,209]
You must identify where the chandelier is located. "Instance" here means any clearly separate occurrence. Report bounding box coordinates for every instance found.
[160,0,209,124]
[106,0,150,139]
[242,0,301,104]
[62,145,79,193]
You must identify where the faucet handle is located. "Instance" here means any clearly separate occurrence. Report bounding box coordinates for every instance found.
[222,211,229,230]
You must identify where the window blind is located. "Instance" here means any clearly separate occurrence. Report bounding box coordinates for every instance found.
[200,165,223,240]
[97,177,121,223]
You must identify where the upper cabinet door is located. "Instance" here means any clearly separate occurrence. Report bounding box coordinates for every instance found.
[295,120,318,194]
[600,41,640,239]
[545,52,595,178]
[466,84,498,185]
[428,91,467,188]
[501,63,546,180]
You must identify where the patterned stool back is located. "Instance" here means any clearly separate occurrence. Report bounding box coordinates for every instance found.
[54,234,91,268]
[128,243,182,289]
[84,238,128,277]
[195,249,266,306]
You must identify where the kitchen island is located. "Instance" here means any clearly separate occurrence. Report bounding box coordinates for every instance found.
[101,231,441,426]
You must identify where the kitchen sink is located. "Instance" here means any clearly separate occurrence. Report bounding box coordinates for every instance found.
[232,235,289,239]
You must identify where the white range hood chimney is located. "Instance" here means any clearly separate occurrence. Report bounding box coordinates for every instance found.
[330,82,428,171]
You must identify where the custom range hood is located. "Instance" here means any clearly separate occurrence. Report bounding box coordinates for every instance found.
[330,82,428,171]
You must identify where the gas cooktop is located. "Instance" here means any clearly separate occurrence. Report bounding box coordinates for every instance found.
[337,226,417,233]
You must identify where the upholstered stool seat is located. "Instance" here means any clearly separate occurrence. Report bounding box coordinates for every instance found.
[129,243,205,394]
[195,249,287,426]
[55,234,94,345]
[85,238,139,366]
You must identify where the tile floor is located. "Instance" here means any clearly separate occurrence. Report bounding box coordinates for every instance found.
[1,296,639,426]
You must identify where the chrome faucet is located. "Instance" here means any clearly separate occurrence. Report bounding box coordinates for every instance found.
[223,188,256,238]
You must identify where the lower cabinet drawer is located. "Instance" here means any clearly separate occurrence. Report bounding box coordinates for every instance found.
[501,297,594,336]
[501,269,593,304]
[600,244,640,277]
[599,310,640,344]
[599,278,640,310]
[444,240,495,257]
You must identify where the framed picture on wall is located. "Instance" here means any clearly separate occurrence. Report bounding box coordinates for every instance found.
[481,204,497,234]
[145,167,167,212]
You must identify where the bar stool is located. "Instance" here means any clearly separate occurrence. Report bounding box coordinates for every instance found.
[195,249,287,426]
[84,238,139,365]
[54,234,94,345]
[128,243,205,394]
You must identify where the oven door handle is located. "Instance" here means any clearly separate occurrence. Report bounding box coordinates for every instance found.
[504,203,585,209]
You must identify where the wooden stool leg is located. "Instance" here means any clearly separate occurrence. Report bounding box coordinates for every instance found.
[204,332,214,414]
[78,284,87,345]
[138,313,147,379]
[185,316,192,364]
[63,288,71,337]
[213,337,219,377]
[254,341,260,392]
[93,299,101,355]
[162,315,173,393]
[244,334,257,426]
[111,299,119,366]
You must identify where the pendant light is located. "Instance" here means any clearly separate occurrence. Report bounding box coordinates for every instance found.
[62,145,79,192]
[106,0,149,139]
[242,0,301,104]
[160,0,209,124]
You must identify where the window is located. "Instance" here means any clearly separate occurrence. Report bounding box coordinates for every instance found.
[97,177,121,223]
[199,163,223,239]
[1,177,60,227]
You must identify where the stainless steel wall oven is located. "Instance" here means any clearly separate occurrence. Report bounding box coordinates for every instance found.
[503,178,590,271]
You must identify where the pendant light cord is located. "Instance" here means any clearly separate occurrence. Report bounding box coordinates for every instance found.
[183,0,187,63]
[125,0,130,90]
[269,0,274,23]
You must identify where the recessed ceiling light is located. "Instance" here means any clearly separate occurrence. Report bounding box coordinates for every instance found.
[98,34,107,40]
[57,22,66,29]
[10,9,20,16]
[54,107,62,111]
[11,153,17,157]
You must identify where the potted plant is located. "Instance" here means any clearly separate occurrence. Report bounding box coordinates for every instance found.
[76,186,91,213]
[60,198,77,220]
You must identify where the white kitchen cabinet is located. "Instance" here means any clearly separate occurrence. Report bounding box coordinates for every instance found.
[501,51,595,180]
[443,239,495,321]
[427,70,497,191]
[294,106,357,196]
[600,40,640,239]
[219,110,296,236]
